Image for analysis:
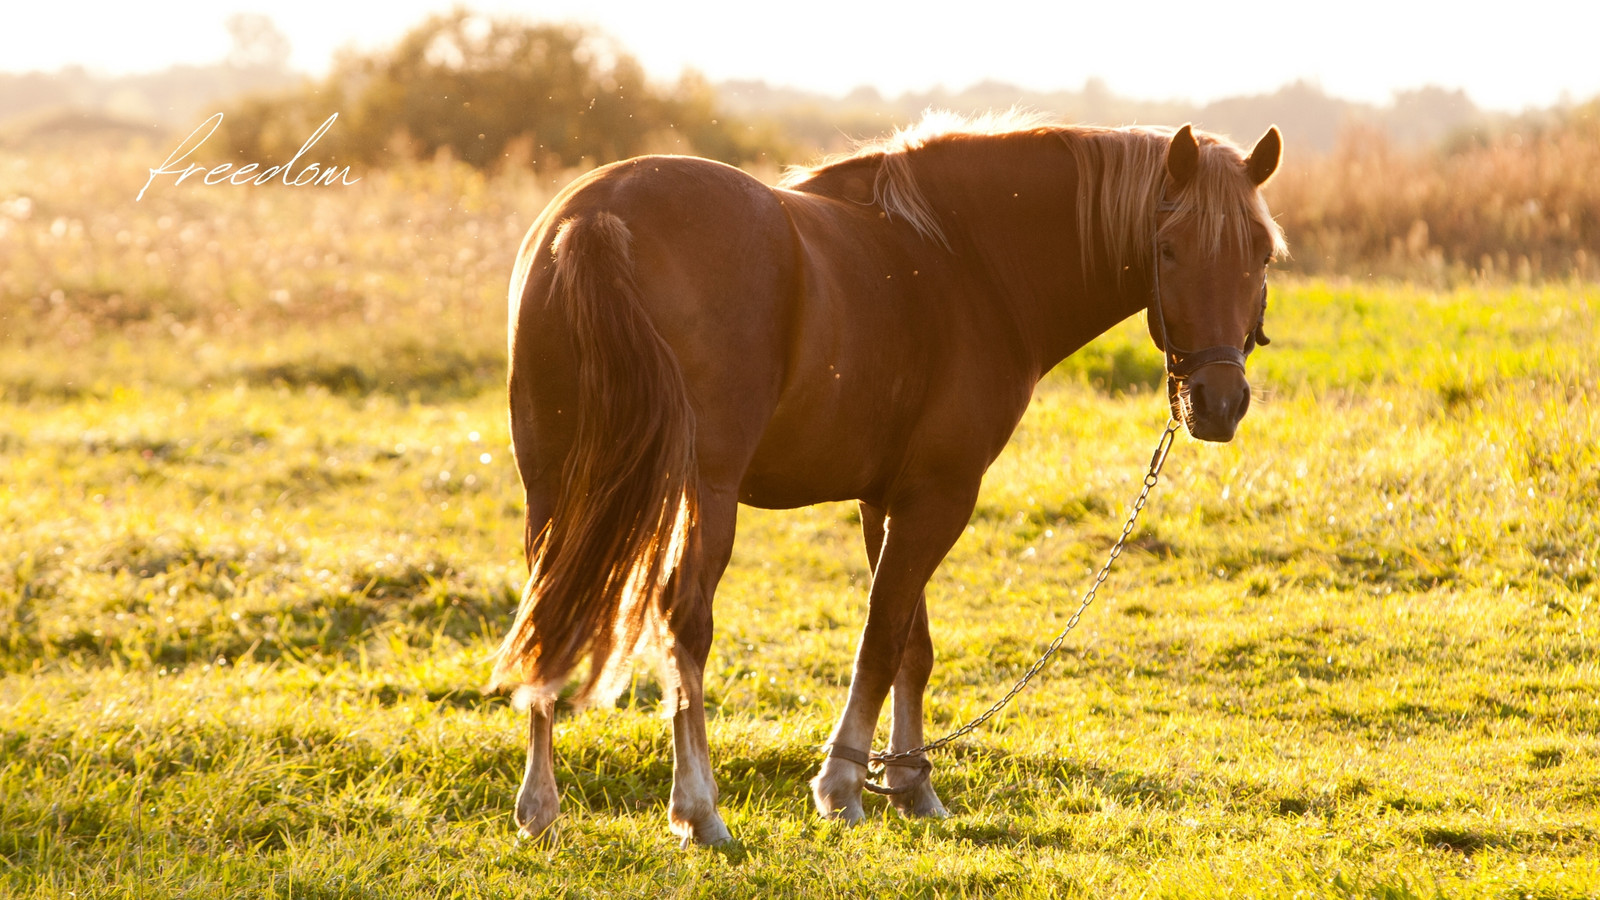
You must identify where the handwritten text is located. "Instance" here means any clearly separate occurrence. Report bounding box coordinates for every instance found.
[137,113,360,201]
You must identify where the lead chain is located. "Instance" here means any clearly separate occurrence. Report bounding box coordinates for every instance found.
[866,416,1181,768]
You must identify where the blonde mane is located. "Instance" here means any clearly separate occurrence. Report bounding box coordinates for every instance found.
[782,112,1287,281]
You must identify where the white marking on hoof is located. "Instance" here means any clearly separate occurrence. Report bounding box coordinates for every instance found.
[514,790,559,845]
[671,811,732,847]
[811,758,867,823]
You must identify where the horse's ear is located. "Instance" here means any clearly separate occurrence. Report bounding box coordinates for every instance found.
[1167,124,1200,188]
[1246,126,1282,186]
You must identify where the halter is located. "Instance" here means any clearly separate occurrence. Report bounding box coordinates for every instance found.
[1148,192,1270,423]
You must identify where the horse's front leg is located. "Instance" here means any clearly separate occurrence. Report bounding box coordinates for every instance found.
[847,502,949,817]
[883,597,950,817]
[812,492,974,822]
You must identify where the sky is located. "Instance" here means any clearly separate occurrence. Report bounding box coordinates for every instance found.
[9,0,1600,112]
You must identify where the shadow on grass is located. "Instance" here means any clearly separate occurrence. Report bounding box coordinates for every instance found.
[540,738,1202,835]
[3,556,519,675]
[234,343,504,403]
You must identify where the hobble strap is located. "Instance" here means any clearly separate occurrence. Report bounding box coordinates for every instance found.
[825,743,871,767]
[825,743,934,796]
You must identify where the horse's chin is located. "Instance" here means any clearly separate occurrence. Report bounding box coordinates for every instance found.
[1184,414,1239,443]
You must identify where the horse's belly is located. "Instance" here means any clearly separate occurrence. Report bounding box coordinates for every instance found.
[736,466,862,509]
[735,400,899,509]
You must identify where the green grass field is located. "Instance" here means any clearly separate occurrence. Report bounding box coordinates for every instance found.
[1,149,1597,897]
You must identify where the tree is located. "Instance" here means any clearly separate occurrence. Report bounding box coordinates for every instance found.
[225,13,292,72]
[221,11,766,171]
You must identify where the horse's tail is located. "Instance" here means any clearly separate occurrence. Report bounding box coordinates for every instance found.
[489,211,699,712]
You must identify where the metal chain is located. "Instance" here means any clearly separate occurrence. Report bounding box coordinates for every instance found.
[868,416,1182,767]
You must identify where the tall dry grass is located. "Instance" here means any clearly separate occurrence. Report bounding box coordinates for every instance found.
[1,102,1596,381]
[0,139,575,403]
[1267,102,1600,282]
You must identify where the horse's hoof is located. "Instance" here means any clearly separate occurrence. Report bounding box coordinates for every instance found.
[811,760,867,824]
[812,784,866,824]
[516,818,559,846]
[696,815,733,846]
[893,796,951,819]
[890,783,951,819]
[673,813,733,847]
[818,803,866,825]
[515,790,559,844]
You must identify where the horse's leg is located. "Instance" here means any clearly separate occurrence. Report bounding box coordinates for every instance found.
[512,492,561,840]
[813,491,975,822]
[666,489,738,846]
[514,701,560,840]
[856,502,950,818]
[884,598,950,816]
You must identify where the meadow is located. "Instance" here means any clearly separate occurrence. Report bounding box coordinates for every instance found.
[1,142,1597,898]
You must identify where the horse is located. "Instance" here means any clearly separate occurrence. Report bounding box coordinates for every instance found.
[489,112,1285,845]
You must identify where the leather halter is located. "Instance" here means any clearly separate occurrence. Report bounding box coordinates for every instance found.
[1149,193,1269,420]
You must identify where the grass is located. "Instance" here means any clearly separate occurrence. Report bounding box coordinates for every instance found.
[1,145,1598,897]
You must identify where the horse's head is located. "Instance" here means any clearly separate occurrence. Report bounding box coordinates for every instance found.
[1148,124,1283,443]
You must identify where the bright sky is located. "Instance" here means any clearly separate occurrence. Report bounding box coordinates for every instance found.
[10,0,1600,111]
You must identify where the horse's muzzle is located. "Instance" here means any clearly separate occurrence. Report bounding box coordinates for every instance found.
[1181,363,1251,442]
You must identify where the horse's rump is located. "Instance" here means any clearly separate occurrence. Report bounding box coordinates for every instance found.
[489,211,700,711]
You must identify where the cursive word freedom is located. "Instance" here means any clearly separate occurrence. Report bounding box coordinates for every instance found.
[137,113,359,201]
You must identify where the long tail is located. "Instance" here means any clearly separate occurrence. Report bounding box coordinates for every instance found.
[489,212,699,711]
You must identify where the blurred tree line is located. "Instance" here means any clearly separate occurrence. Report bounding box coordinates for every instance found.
[3,8,1596,282]
[0,14,296,138]
[217,11,787,171]
[718,78,1495,158]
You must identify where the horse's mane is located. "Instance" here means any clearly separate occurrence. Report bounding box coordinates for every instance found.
[781,111,1287,283]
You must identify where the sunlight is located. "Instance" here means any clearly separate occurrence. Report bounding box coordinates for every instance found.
[8,0,1599,110]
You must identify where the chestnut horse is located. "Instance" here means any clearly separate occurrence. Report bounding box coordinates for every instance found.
[490,114,1285,845]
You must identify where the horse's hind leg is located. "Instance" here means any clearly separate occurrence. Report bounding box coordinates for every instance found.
[512,491,561,841]
[666,488,739,846]
[515,702,560,840]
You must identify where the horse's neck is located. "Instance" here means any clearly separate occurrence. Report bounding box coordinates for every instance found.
[915,139,1149,374]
